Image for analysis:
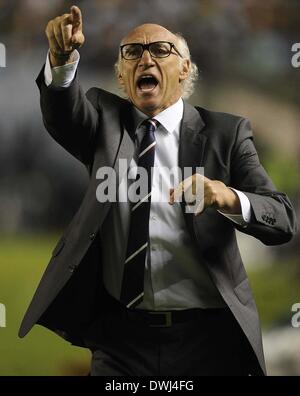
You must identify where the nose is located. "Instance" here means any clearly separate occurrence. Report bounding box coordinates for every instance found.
[138,49,155,68]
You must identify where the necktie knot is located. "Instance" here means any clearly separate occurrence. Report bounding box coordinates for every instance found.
[138,119,158,158]
[144,119,159,132]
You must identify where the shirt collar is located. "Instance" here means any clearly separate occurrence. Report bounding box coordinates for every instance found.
[132,98,184,134]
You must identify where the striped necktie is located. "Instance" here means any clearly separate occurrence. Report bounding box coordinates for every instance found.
[120,119,158,308]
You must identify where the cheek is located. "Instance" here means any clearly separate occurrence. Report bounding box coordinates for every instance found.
[163,67,181,93]
[120,67,134,87]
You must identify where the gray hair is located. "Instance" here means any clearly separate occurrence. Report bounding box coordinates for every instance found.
[114,31,198,99]
[174,33,198,99]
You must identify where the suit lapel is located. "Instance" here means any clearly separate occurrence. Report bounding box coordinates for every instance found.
[92,93,135,184]
[179,101,206,172]
[114,100,136,181]
[178,102,207,236]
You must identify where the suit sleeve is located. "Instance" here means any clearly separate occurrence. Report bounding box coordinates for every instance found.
[36,66,100,166]
[230,118,298,245]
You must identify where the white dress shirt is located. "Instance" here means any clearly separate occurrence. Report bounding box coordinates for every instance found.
[44,52,252,309]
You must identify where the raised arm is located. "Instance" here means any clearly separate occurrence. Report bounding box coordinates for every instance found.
[38,6,100,166]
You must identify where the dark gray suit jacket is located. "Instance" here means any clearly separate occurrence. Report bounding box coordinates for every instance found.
[19,68,297,375]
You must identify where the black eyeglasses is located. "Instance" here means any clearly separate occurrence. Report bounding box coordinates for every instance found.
[120,41,183,60]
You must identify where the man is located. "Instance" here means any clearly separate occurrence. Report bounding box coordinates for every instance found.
[19,6,297,376]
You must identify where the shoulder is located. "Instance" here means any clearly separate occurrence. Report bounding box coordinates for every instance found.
[195,106,246,130]
[86,87,129,110]
[193,105,252,143]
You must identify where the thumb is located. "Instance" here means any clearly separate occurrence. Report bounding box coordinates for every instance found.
[71,31,85,48]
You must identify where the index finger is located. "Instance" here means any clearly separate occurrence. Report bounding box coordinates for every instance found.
[71,5,82,29]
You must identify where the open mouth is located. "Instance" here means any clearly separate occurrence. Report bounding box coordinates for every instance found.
[137,75,159,92]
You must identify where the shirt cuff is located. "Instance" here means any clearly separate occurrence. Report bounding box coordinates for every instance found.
[44,50,80,88]
[218,188,251,227]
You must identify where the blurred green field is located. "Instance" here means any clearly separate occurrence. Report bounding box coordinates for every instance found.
[249,260,300,329]
[0,234,90,376]
[0,234,299,375]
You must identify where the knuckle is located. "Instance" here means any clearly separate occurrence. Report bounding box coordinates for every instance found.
[205,181,212,190]
[60,19,69,29]
[211,191,219,204]
[54,16,64,27]
[45,20,52,34]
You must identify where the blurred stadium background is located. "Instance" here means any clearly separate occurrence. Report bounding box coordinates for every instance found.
[0,0,299,376]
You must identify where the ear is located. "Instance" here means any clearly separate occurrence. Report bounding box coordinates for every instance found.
[179,59,190,82]
[116,60,125,87]
[118,72,125,87]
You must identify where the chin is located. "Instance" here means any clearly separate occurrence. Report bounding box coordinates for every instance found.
[136,99,160,115]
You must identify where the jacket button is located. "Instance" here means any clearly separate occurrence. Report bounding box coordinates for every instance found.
[89,232,96,240]
[68,265,76,273]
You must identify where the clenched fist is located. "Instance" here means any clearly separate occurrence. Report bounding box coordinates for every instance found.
[45,5,85,67]
[169,173,241,215]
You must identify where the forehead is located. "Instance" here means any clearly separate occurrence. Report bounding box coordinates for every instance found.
[122,24,177,45]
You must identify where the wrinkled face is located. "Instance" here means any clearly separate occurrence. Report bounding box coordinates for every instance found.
[118,24,190,116]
